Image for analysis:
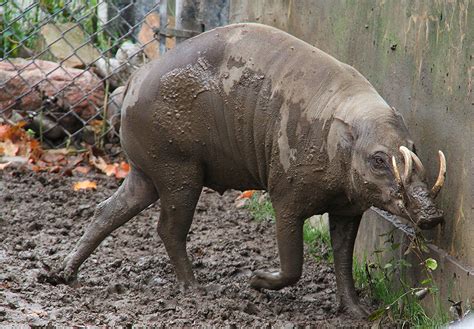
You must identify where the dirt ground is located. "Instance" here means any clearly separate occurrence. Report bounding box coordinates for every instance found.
[0,167,372,327]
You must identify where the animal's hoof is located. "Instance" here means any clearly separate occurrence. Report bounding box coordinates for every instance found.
[178,280,201,293]
[37,265,78,286]
[338,302,369,319]
[250,270,286,291]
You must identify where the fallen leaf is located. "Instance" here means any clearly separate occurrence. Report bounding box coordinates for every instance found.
[2,121,27,142]
[0,140,20,157]
[42,151,65,164]
[90,154,116,176]
[73,165,91,175]
[67,154,85,167]
[28,139,43,161]
[237,190,256,200]
[48,165,61,173]
[73,180,97,191]
[0,125,9,140]
[0,162,11,170]
[30,164,42,172]
[89,119,104,135]
[114,161,130,179]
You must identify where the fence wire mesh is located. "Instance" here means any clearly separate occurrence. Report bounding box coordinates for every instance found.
[1,0,176,149]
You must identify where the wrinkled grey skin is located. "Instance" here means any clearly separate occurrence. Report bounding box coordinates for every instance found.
[55,24,444,318]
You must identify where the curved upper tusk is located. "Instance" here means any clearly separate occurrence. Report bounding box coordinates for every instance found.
[431,150,446,198]
[408,149,425,178]
[391,156,402,186]
[399,146,413,184]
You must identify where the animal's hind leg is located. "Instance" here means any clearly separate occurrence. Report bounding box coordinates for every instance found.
[57,166,159,283]
[155,162,203,289]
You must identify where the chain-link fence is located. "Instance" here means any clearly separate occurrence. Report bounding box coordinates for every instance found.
[0,0,180,149]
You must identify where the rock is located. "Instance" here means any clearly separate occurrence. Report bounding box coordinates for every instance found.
[94,42,144,89]
[0,58,104,122]
[40,23,101,68]
[94,57,125,88]
[137,12,176,60]
[308,213,329,230]
[116,42,144,67]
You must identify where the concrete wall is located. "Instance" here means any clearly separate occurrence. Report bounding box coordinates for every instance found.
[229,0,473,304]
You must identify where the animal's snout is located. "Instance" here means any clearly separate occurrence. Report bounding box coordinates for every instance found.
[417,209,444,230]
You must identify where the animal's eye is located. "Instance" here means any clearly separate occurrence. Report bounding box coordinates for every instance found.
[370,153,388,170]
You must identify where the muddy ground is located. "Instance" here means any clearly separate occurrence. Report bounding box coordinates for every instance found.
[0,167,372,327]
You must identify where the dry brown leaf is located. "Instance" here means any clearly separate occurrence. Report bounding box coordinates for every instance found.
[0,125,9,140]
[237,190,256,199]
[73,165,91,175]
[67,154,85,168]
[0,140,20,157]
[88,120,104,135]
[0,162,11,170]
[114,161,130,179]
[90,154,118,176]
[42,151,66,163]
[48,165,61,173]
[73,180,97,191]
[28,139,42,161]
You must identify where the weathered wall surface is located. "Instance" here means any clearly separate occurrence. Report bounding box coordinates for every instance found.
[229,0,473,301]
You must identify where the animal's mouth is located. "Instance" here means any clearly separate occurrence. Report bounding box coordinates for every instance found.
[416,214,444,230]
[390,146,447,231]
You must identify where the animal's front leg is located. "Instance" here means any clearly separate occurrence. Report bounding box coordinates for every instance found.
[329,214,368,318]
[250,208,304,290]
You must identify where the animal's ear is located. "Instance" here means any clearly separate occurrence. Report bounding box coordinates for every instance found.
[327,117,355,160]
[391,106,409,127]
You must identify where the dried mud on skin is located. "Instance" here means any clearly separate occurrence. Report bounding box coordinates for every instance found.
[0,169,371,327]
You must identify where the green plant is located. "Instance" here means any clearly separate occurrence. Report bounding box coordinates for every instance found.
[303,219,333,262]
[354,231,450,327]
[1,0,113,58]
[245,192,275,222]
[1,1,38,58]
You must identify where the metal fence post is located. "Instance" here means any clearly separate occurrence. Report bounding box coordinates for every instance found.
[175,0,202,44]
[159,0,168,54]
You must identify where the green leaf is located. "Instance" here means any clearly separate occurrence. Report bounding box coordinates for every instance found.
[391,243,400,250]
[425,258,438,271]
[368,307,388,321]
[383,263,393,269]
[398,259,412,268]
[421,278,432,285]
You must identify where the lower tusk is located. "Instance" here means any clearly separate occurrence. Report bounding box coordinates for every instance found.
[392,156,402,186]
[431,150,446,198]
